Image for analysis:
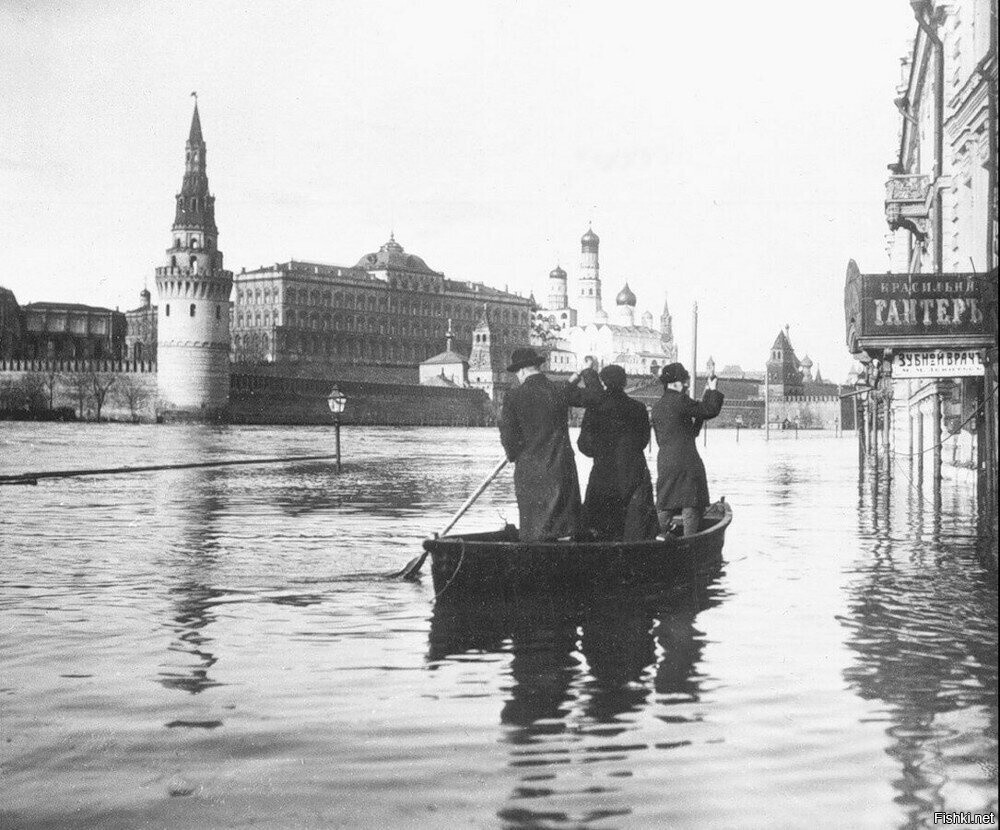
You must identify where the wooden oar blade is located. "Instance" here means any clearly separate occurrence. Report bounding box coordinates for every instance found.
[388,551,427,580]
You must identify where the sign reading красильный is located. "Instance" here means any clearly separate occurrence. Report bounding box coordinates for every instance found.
[866,277,985,335]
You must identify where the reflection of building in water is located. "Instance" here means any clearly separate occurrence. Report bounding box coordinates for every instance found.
[154,444,228,695]
[841,495,998,824]
[428,575,723,827]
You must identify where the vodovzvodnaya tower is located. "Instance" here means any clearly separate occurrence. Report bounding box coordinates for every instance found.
[155,100,233,417]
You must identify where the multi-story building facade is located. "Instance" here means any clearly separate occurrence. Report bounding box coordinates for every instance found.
[849,0,997,511]
[0,286,23,360]
[230,234,532,387]
[125,287,156,363]
[885,0,996,275]
[20,302,125,361]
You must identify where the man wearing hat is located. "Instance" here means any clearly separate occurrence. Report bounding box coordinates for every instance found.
[499,349,601,542]
[577,364,659,541]
[650,362,724,537]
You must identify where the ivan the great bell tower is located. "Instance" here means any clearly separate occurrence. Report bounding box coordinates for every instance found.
[154,98,233,417]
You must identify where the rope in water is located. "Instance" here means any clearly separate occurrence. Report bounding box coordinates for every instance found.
[0,453,344,486]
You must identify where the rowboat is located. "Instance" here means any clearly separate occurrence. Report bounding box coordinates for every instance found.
[423,499,732,598]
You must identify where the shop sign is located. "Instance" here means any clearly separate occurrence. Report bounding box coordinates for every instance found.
[865,277,985,335]
[844,264,993,352]
[892,349,985,378]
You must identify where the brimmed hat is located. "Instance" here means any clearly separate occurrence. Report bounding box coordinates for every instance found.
[507,347,546,373]
[599,364,627,391]
[660,362,690,385]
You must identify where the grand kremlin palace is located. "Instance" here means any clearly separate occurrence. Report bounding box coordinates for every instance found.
[230,234,532,383]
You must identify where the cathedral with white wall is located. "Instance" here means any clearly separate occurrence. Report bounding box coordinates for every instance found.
[534,226,677,376]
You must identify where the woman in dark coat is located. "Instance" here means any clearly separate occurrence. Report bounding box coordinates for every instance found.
[650,362,724,536]
[578,365,658,541]
[499,349,601,542]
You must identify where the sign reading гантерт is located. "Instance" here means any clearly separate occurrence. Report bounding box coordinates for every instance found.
[862,275,988,339]
[893,349,985,378]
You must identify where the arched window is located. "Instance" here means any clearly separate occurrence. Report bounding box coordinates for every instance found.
[189,303,196,317]
[216,305,221,321]
[165,304,171,317]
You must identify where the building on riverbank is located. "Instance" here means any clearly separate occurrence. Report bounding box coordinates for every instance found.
[153,99,234,418]
[624,332,853,431]
[230,235,532,389]
[533,227,677,374]
[125,287,156,363]
[0,298,127,362]
[846,0,998,520]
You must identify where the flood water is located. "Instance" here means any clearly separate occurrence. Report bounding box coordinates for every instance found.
[1,424,996,829]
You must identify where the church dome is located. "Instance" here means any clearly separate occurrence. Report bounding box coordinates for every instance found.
[800,354,813,368]
[581,227,600,248]
[615,283,637,306]
[549,265,567,280]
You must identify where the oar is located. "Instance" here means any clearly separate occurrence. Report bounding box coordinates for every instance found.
[391,456,509,580]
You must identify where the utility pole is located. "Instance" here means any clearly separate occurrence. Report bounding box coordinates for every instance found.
[691,301,698,395]
[764,370,770,441]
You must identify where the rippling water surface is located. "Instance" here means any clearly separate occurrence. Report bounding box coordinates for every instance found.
[1,423,996,829]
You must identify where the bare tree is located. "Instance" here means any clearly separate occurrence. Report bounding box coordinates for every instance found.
[63,373,92,420]
[115,374,149,422]
[42,366,60,410]
[90,372,117,421]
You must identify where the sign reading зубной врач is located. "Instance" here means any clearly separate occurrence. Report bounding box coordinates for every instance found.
[893,349,985,378]
[865,276,986,335]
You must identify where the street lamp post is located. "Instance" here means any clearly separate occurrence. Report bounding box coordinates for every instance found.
[327,385,347,472]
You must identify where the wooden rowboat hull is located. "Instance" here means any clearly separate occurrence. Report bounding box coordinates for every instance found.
[423,500,733,598]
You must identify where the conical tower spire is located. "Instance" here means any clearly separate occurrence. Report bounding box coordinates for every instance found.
[188,97,203,143]
[660,293,674,344]
[174,98,216,234]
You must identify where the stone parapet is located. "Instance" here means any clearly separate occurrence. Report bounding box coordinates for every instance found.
[0,358,156,373]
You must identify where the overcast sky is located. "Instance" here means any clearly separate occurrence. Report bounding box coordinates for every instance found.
[0,1,914,379]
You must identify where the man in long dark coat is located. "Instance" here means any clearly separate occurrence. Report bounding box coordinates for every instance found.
[499,349,600,542]
[650,362,724,536]
[578,365,659,541]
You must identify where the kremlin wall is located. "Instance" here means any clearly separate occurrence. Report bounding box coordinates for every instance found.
[0,102,851,428]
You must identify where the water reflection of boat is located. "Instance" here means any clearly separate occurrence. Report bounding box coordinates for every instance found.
[427,566,726,827]
[423,500,731,597]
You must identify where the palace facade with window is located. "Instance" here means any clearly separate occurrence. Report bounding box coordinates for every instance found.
[230,234,532,378]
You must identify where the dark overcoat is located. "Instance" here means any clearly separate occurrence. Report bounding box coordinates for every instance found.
[499,372,599,542]
[651,389,724,511]
[578,390,659,541]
